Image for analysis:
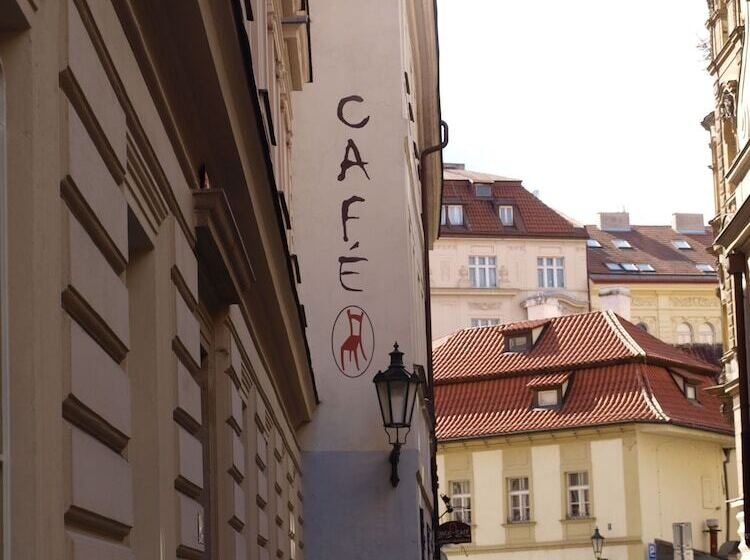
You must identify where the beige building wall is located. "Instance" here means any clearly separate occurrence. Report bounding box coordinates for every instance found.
[438,426,734,560]
[430,237,589,340]
[590,283,723,345]
[0,0,318,558]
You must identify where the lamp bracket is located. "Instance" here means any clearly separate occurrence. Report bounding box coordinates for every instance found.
[389,443,402,487]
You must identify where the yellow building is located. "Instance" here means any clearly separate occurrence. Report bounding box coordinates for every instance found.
[434,312,736,560]
[587,212,722,350]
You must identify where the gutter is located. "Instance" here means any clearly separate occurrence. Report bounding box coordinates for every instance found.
[728,251,750,545]
[229,0,319,404]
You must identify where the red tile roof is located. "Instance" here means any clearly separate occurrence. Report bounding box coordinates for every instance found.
[440,171,587,239]
[586,225,718,281]
[434,311,729,440]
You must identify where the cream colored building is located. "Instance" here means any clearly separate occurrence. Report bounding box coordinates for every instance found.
[433,312,736,560]
[587,213,723,348]
[703,0,750,554]
[430,166,589,340]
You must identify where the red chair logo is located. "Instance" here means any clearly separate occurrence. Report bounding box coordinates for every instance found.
[331,306,374,377]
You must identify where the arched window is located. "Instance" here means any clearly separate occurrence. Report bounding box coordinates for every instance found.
[676,323,693,344]
[698,323,715,344]
[636,322,649,332]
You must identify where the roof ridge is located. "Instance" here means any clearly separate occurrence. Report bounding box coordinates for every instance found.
[604,310,645,358]
[636,364,670,422]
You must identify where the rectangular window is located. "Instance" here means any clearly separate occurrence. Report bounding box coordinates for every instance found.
[605,263,622,271]
[469,256,497,288]
[471,318,500,328]
[508,477,530,522]
[537,257,565,288]
[696,264,715,273]
[567,472,591,518]
[586,239,602,248]
[620,263,638,271]
[672,240,692,250]
[613,239,633,249]
[441,204,464,226]
[536,388,559,407]
[499,206,514,226]
[636,263,655,272]
[506,331,532,353]
[475,183,492,198]
[450,480,472,524]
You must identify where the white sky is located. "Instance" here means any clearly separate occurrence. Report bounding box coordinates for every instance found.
[437,0,716,226]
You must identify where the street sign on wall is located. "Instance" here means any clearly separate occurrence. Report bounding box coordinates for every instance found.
[437,521,471,546]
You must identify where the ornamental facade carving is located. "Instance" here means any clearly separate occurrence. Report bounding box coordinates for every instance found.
[669,296,715,307]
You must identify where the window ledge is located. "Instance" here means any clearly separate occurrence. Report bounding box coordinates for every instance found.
[560,517,596,524]
[502,521,536,527]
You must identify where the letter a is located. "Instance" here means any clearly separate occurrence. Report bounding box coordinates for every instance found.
[338,139,370,182]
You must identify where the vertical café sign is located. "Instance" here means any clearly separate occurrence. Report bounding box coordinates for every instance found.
[330,95,374,378]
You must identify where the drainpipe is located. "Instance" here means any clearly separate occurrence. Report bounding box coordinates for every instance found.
[725,448,733,543]
[728,251,750,546]
[419,119,448,560]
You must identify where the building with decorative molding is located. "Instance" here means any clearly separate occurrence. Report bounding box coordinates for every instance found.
[0,0,443,559]
[435,311,736,560]
[702,0,750,554]
[430,165,589,341]
[587,212,722,351]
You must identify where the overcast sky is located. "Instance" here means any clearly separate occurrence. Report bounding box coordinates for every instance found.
[437,0,715,227]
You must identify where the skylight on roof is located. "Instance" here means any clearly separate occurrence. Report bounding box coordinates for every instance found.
[636,263,655,272]
[605,263,622,271]
[696,264,715,273]
[672,240,692,250]
[613,239,633,249]
[621,263,638,271]
[586,239,602,248]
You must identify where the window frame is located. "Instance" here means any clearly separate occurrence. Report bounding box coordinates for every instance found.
[505,331,533,353]
[672,240,692,250]
[499,205,514,226]
[471,318,500,328]
[566,471,591,519]
[612,239,633,249]
[468,256,497,288]
[533,387,561,409]
[537,257,565,288]
[605,263,622,271]
[450,480,472,524]
[507,477,531,523]
[696,263,715,273]
[586,239,602,248]
[636,263,655,272]
[475,183,492,198]
[441,204,464,227]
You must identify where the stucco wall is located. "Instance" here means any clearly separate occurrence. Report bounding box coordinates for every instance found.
[430,237,589,339]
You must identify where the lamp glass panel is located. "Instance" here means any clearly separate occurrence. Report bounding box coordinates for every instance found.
[387,379,409,427]
[376,379,392,425]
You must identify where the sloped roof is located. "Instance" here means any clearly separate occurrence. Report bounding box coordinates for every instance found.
[433,311,729,441]
[433,311,717,383]
[586,224,718,281]
[441,170,587,239]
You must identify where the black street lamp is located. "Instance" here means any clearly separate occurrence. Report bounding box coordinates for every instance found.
[591,527,605,560]
[373,342,421,487]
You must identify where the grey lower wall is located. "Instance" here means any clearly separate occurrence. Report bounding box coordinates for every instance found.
[303,449,422,559]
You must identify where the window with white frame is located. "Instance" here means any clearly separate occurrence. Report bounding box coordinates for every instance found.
[676,322,693,344]
[567,472,591,518]
[672,240,692,250]
[612,239,633,249]
[587,239,602,248]
[507,477,530,522]
[441,204,464,226]
[450,480,472,523]
[537,257,565,288]
[499,205,514,226]
[469,256,497,288]
[471,318,500,328]
[696,263,715,273]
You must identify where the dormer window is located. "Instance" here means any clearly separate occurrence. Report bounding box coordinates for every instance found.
[441,204,464,226]
[475,183,492,198]
[499,205,514,226]
[672,240,692,250]
[506,331,532,353]
[586,239,602,248]
[528,372,571,409]
[671,372,699,401]
[613,239,633,249]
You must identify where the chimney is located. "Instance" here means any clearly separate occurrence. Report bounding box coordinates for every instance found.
[598,212,630,232]
[672,213,705,234]
[598,286,631,321]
